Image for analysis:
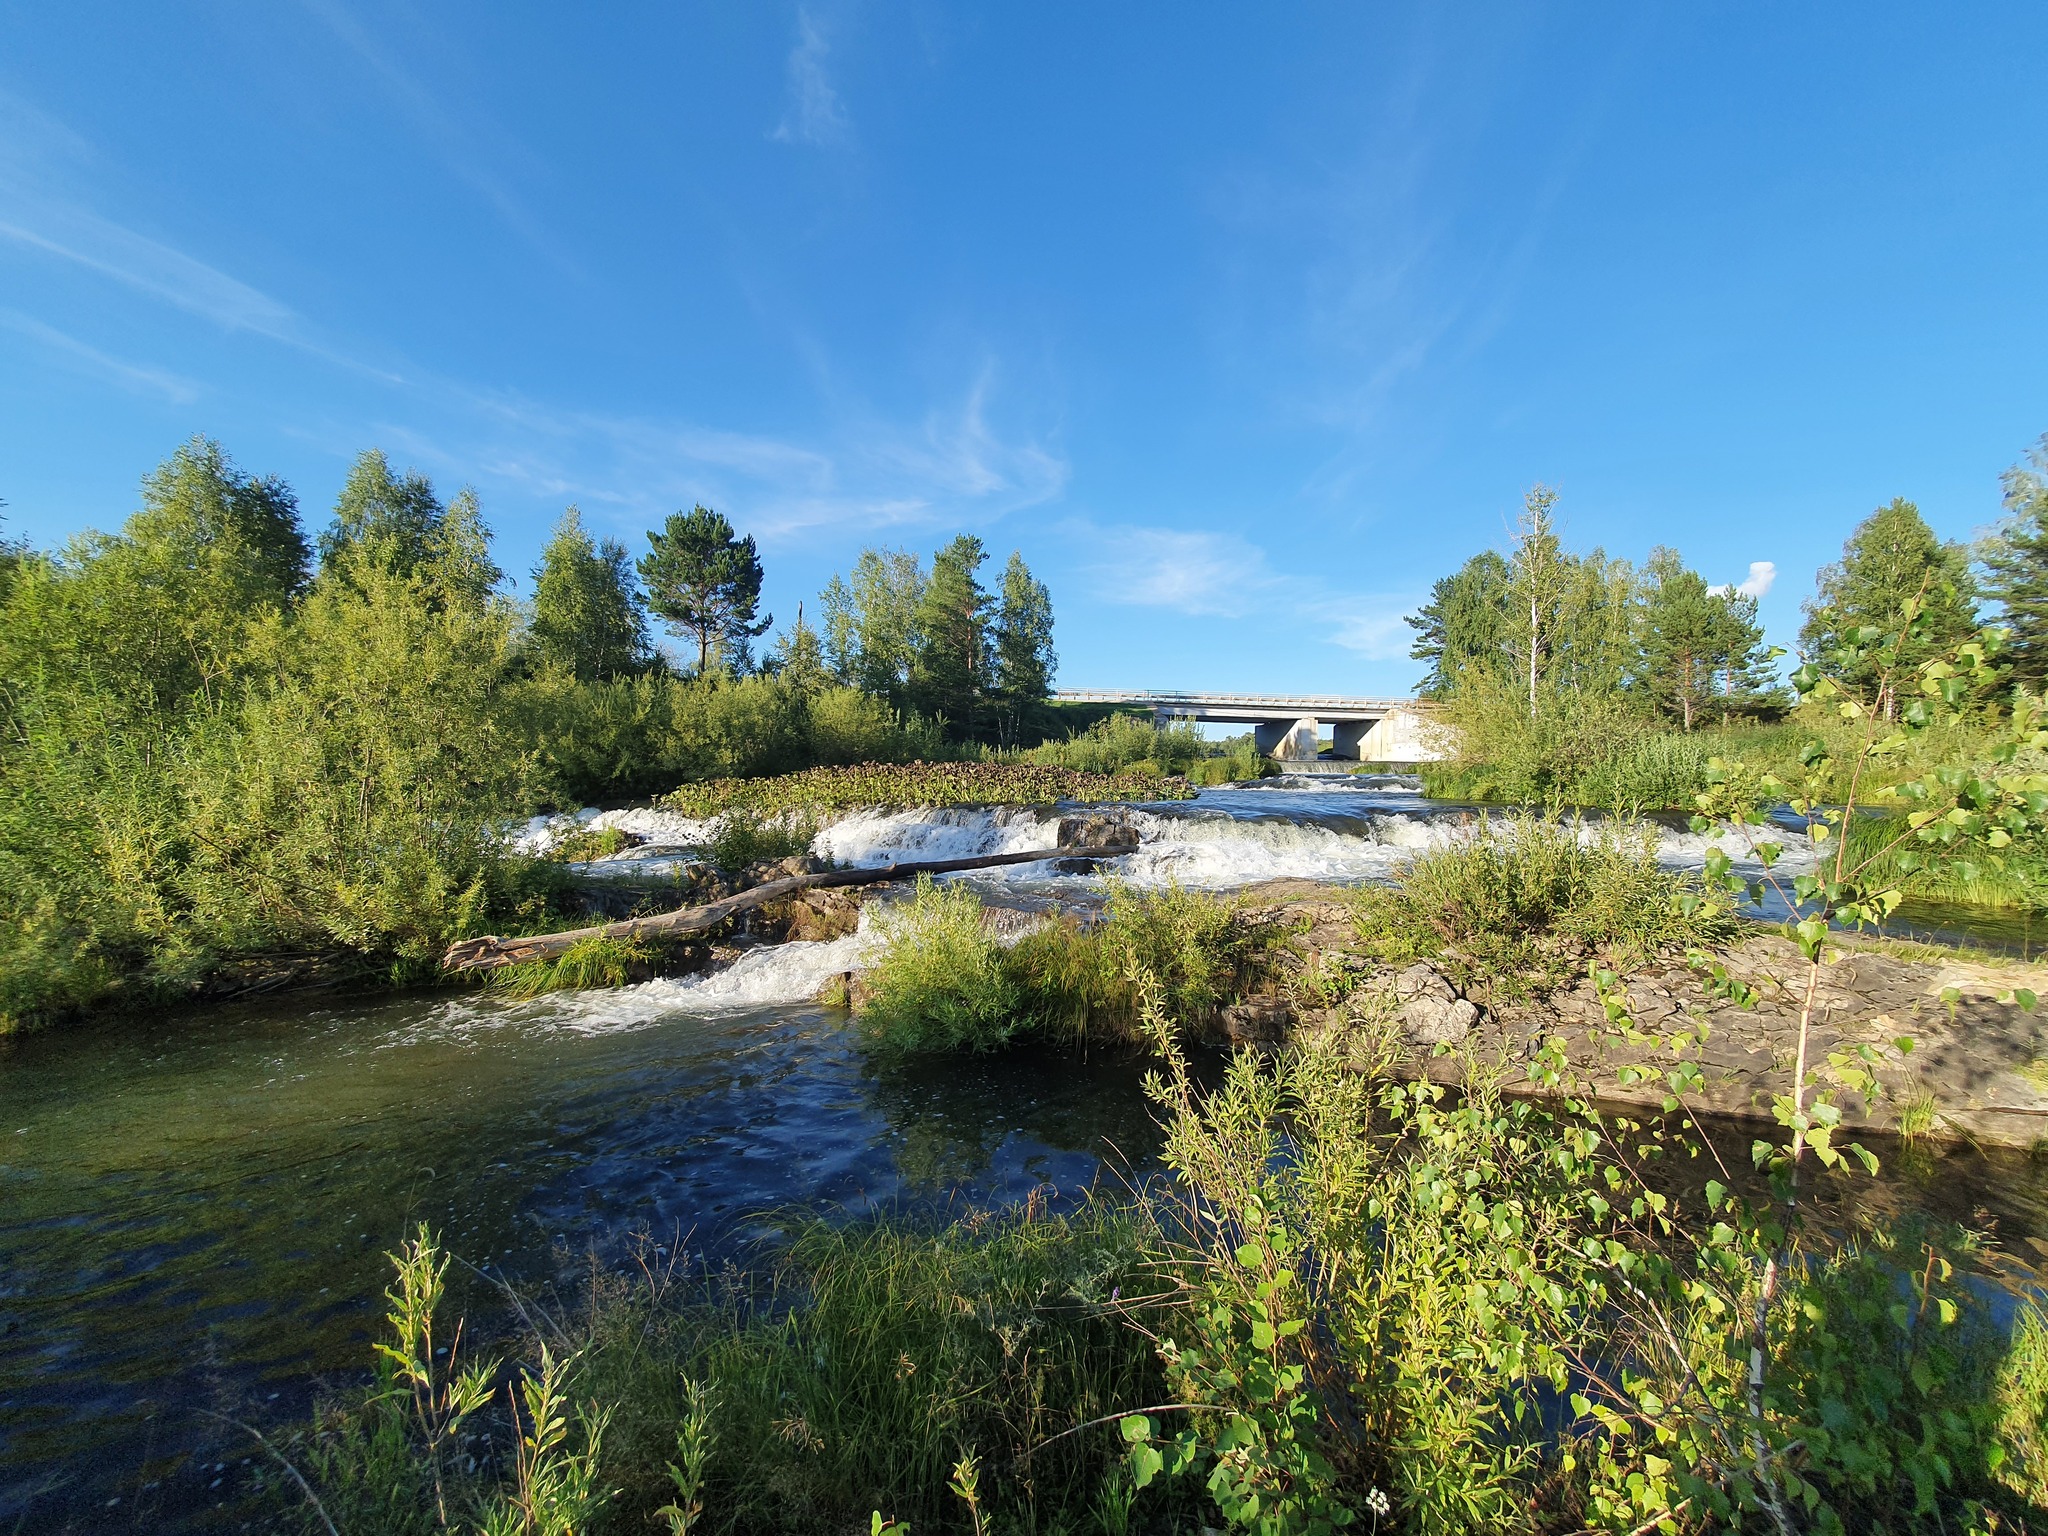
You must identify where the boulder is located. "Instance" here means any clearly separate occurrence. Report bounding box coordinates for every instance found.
[1391,962,1478,1046]
[1057,813,1132,851]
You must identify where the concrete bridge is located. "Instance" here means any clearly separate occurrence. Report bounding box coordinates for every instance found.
[1055,689,1442,763]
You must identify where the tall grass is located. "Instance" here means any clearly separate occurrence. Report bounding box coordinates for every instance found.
[278,1033,2048,1534]
[1351,812,1734,993]
[856,876,1260,1052]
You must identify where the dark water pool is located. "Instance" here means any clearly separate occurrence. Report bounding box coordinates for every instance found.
[0,986,1160,1530]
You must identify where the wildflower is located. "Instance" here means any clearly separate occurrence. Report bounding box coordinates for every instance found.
[1367,1486,1392,1520]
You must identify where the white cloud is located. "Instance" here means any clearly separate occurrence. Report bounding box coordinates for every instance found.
[1082,526,1278,618]
[391,368,1067,545]
[1709,561,1776,600]
[0,309,201,403]
[771,9,850,146]
[1324,602,1415,661]
[0,210,299,341]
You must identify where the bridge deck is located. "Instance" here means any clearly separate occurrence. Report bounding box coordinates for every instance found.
[1055,688,1421,721]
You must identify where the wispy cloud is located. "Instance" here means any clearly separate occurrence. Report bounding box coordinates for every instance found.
[0,210,299,341]
[0,309,201,403]
[387,367,1067,545]
[1710,561,1777,600]
[1076,519,1417,661]
[771,8,850,147]
[1080,526,1278,618]
[298,0,571,269]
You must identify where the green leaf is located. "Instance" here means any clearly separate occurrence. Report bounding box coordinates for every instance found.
[1234,1242,1264,1268]
[1120,1414,1154,1444]
[1705,1179,1727,1211]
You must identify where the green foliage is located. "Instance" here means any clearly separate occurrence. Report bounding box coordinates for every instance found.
[989,549,1057,746]
[663,759,1193,819]
[857,878,1256,1053]
[1983,432,2048,690]
[489,935,655,999]
[1349,812,1734,992]
[820,546,926,711]
[1021,713,1207,776]
[1801,498,1980,698]
[705,806,817,872]
[638,505,771,676]
[526,506,650,681]
[857,876,1030,1052]
[909,533,992,734]
[821,540,1059,748]
[1637,545,1779,729]
[291,1205,1164,1536]
[1407,548,1513,698]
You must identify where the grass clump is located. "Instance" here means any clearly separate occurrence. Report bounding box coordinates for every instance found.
[857,876,1262,1053]
[857,877,1031,1052]
[705,807,818,872]
[280,1029,2048,1536]
[285,1203,1167,1536]
[488,934,657,998]
[1350,811,1734,995]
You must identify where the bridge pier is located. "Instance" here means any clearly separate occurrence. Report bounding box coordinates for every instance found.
[1255,716,1321,760]
[1333,720,1369,761]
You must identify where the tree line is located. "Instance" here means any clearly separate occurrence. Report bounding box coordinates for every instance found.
[1406,431,2048,728]
[0,436,1059,1029]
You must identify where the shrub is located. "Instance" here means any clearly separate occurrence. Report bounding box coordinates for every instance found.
[857,877,1031,1052]
[1351,812,1732,993]
[664,760,1193,819]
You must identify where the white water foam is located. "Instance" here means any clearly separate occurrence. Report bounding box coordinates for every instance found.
[813,806,1056,867]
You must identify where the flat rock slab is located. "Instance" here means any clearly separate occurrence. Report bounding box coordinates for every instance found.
[1241,888,2048,1149]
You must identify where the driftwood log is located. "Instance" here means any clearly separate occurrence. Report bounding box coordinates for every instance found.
[441,843,1137,972]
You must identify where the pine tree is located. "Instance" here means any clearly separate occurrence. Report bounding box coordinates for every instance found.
[1637,549,1724,730]
[636,506,771,676]
[767,603,829,702]
[1406,550,1510,697]
[528,507,650,681]
[990,551,1056,746]
[1981,434,2048,690]
[1801,498,1977,707]
[909,534,991,737]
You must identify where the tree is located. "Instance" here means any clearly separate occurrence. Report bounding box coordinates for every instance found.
[1505,485,1572,716]
[909,534,991,735]
[1801,498,1977,708]
[819,547,926,710]
[1980,433,2048,690]
[637,506,770,676]
[766,603,829,701]
[528,507,650,681]
[316,450,502,609]
[989,551,1056,745]
[1637,548,1778,729]
[1406,550,1511,697]
[137,436,309,602]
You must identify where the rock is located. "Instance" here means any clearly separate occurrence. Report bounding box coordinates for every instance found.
[1391,962,1478,1046]
[1057,813,1131,851]
[1219,994,1292,1043]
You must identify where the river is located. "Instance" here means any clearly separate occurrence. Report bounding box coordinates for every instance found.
[5,776,2045,1529]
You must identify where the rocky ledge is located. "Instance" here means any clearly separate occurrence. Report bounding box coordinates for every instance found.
[1229,881,2048,1150]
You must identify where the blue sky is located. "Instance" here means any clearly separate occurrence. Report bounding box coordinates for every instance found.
[2,4,2045,695]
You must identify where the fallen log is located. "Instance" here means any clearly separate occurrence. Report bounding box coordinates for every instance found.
[441,843,1138,972]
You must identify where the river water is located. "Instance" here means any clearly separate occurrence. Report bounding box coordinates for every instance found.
[5,776,2044,1528]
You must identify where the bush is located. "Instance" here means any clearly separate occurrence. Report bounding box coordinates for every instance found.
[1351,812,1732,993]
[857,877,1031,1052]
[1022,714,1207,776]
